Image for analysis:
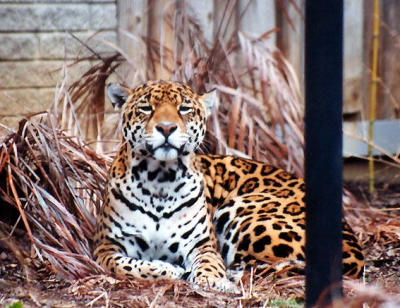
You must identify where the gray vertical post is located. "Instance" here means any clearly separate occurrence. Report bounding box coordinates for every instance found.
[305,1,344,307]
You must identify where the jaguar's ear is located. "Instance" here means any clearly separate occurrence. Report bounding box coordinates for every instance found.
[106,83,131,109]
[199,88,217,118]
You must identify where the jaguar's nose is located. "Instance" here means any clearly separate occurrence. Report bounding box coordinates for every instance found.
[155,122,178,138]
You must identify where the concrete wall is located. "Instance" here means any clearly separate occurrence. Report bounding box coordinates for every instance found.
[0,0,117,130]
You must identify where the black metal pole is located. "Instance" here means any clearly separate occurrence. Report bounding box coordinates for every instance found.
[305,1,344,307]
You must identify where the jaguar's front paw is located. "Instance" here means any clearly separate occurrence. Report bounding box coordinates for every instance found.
[193,275,240,294]
[151,260,185,279]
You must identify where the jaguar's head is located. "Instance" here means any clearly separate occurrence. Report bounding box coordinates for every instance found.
[107,80,216,161]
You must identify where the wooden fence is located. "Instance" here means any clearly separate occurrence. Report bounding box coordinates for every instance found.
[117,0,400,121]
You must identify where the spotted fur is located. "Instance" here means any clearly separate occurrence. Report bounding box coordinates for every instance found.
[93,80,364,292]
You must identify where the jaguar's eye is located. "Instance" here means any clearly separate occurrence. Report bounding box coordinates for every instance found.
[138,106,152,114]
[179,105,192,114]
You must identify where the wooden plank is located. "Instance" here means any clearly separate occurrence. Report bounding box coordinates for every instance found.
[187,0,214,44]
[276,0,304,91]
[238,0,276,44]
[212,1,237,42]
[117,0,148,84]
[381,0,400,119]
[343,0,363,115]
[148,0,175,80]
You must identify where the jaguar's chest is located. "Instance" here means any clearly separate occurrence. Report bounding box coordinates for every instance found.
[118,161,200,208]
[108,157,210,263]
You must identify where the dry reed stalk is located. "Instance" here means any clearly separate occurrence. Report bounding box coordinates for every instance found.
[0,114,110,278]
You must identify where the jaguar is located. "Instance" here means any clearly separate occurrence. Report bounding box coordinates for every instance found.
[93,80,364,292]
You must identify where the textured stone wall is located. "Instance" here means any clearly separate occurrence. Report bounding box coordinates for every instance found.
[0,0,117,130]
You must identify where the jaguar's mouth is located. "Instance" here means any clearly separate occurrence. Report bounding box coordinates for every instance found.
[147,142,179,152]
[146,142,185,161]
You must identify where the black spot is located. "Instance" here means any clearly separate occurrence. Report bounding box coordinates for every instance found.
[169,242,179,253]
[287,180,299,187]
[111,188,158,222]
[174,182,185,192]
[148,169,159,181]
[254,225,266,236]
[241,223,251,233]
[135,237,149,251]
[343,251,351,258]
[252,235,272,253]
[296,253,305,261]
[222,244,229,258]
[343,262,358,276]
[159,169,176,182]
[142,188,151,195]
[238,234,251,251]
[131,167,139,180]
[242,255,254,263]
[272,223,282,230]
[257,216,271,222]
[234,253,242,263]
[177,256,184,266]
[187,237,209,256]
[279,232,293,242]
[343,233,357,242]
[232,230,240,244]
[181,225,196,240]
[138,160,147,171]
[200,157,211,169]
[351,249,364,261]
[123,265,132,272]
[162,187,203,219]
[272,244,294,258]
[105,235,127,254]
[290,231,302,241]
[215,212,230,233]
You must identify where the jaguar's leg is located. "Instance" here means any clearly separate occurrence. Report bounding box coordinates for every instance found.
[94,246,185,280]
[186,244,239,293]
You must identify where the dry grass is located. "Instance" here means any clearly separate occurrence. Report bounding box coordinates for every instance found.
[1,2,400,307]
